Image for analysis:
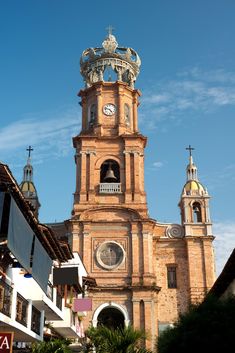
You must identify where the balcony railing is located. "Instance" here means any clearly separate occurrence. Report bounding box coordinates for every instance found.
[16,293,28,327]
[31,305,41,335]
[99,183,121,193]
[0,279,13,317]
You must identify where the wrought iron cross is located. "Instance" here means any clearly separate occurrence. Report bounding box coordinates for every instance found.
[26,145,34,158]
[106,25,115,36]
[186,145,194,157]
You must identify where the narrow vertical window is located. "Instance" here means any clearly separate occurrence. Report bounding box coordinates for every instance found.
[167,266,177,288]
[124,104,130,126]
[89,104,96,127]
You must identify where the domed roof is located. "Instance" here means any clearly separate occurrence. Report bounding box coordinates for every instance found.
[184,180,206,194]
[20,181,37,194]
[181,146,208,196]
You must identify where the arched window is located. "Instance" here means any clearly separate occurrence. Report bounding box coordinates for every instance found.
[124,104,130,126]
[193,202,202,223]
[100,159,120,183]
[89,104,96,127]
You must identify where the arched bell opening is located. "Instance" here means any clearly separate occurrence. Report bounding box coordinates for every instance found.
[97,307,125,330]
[124,103,131,126]
[192,202,202,223]
[100,159,120,183]
[103,65,118,82]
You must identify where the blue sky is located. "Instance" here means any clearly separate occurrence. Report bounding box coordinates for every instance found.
[0,0,235,275]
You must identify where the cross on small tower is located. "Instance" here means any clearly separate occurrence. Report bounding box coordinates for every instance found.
[106,25,115,36]
[26,145,34,158]
[186,144,194,157]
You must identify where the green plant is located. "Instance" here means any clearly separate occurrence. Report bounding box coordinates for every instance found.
[31,338,72,353]
[84,325,152,353]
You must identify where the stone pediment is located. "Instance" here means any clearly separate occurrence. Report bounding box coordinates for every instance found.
[79,206,142,222]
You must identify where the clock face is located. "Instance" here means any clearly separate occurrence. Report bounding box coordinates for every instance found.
[103,103,116,116]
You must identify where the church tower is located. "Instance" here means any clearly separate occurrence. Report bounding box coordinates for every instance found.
[19,146,41,219]
[69,32,215,349]
[178,146,215,303]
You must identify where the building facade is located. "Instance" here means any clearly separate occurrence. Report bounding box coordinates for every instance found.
[64,32,216,349]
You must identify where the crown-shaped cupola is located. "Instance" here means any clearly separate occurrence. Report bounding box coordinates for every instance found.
[77,30,142,137]
[80,27,141,88]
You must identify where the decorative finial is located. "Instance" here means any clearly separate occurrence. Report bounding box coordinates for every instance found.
[27,145,34,158]
[106,25,115,36]
[186,144,194,158]
[23,146,34,182]
[186,145,198,181]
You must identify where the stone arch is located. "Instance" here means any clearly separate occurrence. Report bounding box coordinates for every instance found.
[80,206,142,221]
[100,159,120,183]
[95,155,122,170]
[92,302,130,328]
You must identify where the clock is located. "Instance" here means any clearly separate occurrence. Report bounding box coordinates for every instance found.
[103,103,116,116]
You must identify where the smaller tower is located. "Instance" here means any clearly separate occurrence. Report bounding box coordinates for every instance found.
[19,146,40,218]
[179,145,215,302]
[179,145,212,234]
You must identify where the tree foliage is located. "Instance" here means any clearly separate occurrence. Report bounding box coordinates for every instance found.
[157,295,235,353]
[31,338,72,353]
[83,325,152,353]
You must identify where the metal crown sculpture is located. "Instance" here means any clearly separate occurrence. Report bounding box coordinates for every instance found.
[80,32,141,88]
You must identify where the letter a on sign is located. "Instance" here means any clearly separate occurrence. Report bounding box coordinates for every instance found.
[0,332,14,353]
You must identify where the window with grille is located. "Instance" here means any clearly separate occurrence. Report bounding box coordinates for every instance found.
[167,266,177,288]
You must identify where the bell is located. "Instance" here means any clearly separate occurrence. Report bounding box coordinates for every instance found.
[194,206,200,213]
[104,164,117,182]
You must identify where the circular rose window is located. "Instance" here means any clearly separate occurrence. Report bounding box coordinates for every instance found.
[96,241,125,270]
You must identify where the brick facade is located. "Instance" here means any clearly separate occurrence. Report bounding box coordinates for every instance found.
[68,80,215,350]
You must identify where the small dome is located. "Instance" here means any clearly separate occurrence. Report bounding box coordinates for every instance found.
[20,181,36,194]
[183,180,206,195]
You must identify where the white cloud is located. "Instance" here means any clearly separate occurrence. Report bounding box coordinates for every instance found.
[153,161,163,168]
[0,106,81,165]
[213,222,235,276]
[140,67,235,129]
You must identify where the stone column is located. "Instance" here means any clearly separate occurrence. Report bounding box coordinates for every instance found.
[202,237,216,289]
[131,232,139,283]
[144,298,158,351]
[118,85,124,125]
[80,151,87,202]
[132,299,140,329]
[205,199,211,223]
[132,94,138,132]
[83,230,91,272]
[142,232,150,275]
[75,152,81,194]
[124,151,132,202]
[133,152,140,200]
[89,151,96,202]
[96,88,102,125]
